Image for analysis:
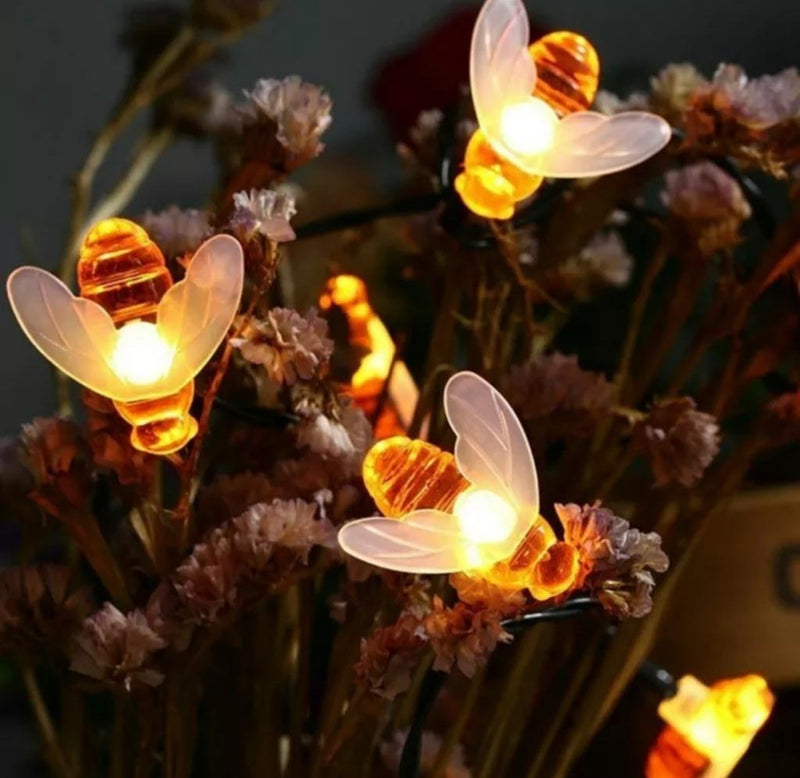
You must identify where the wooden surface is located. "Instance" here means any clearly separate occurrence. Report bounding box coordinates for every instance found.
[654,486,800,686]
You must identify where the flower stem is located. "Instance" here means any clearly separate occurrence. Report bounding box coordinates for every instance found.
[21,663,74,778]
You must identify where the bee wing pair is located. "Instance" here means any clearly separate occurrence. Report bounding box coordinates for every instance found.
[472,0,671,177]
[7,234,244,402]
[338,371,540,573]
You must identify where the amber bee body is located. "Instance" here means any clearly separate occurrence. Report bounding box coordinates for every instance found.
[77,219,197,455]
[455,0,670,220]
[363,437,578,598]
[8,218,244,457]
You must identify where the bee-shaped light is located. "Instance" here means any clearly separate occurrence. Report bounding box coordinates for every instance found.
[7,218,244,455]
[455,0,671,220]
[319,274,418,438]
[338,371,579,597]
[646,675,774,778]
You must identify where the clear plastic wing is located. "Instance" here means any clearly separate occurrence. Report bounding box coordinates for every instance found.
[471,0,536,160]
[338,510,500,574]
[444,371,539,547]
[6,267,136,400]
[155,234,244,391]
[532,111,672,177]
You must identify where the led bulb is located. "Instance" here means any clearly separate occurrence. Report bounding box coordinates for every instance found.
[111,321,174,386]
[499,99,558,157]
[453,489,516,544]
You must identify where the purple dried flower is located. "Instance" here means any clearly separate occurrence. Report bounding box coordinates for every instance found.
[70,603,167,689]
[229,187,297,243]
[633,397,720,487]
[423,597,511,677]
[0,565,91,656]
[704,64,800,128]
[685,64,800,174]
[662,161,751,256]
[560,230,634,293]
[232,498,336,569]
[502,354,615,439]
[231,308,333,385]
[173,526,240,624]
[244,76,332,160]
[448,573,526,618]
[354,611,428,699]
[140,206,212,259]
[557,502,668,618]
[650,63,709,123]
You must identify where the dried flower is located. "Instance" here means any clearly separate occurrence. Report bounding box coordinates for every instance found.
[140,206,212,260]
[633,397,720,487]
[423,597,511,677]
[560,230,634,294]
[296,399,372,477]
[354,611,427,699]
[381,730,472,778]
[557,502,668,618]
[158,74,240,137]
[20,418,90,510]
[174,498,331,624]
[761,390,800,446]
[173,526,240,624]
[229,187,297,243]
[650,63,709,124]
[232,498,336,570]
[244,76,332,161]
[502,354,615,439]
[662,162,751,256]
[83,391,155,488]
[196,471,278,530]
[685,64,800,174]
[231,308,333,385]
[449,572,526,617]
[594,89,650,115]
[70,603,166,689]
[0,565,91,657]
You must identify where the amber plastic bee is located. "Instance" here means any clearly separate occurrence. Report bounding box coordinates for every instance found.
[7,218,244,455]
[455,0,671,219]
[339,371,579,599]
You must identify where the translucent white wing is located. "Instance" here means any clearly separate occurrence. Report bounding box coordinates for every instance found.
[338,510,503,574]
[471,0,536,161]
[6,267,139,400]
[444,371,538,548]
[524,111,671,177]
[155,234,244,392]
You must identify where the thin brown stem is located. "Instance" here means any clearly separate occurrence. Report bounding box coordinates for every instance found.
[21,663,74,778]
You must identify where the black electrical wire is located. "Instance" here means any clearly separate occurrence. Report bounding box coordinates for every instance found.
[398,597,601,778]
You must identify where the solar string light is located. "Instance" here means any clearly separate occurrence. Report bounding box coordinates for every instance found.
[646,674,775,778]
[318,274,419,437]
[455,0,671,220]
[338,371,579,598]
[7,218,244,455]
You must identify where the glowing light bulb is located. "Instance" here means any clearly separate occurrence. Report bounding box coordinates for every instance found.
[110,321,174,386]
[647,675,774,778]
[454,489,516,544]
[499,99,558,157]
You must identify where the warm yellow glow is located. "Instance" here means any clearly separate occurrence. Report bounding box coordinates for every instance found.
[648,675,774,778]
[110,320,174,386]
[453,489,516,544]
[320,275,419,437]
[499,99,558,157]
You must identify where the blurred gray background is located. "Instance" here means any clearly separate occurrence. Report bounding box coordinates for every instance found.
[0,0,797,434]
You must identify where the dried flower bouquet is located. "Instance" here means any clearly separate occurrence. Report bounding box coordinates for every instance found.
[1,3,799,778]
